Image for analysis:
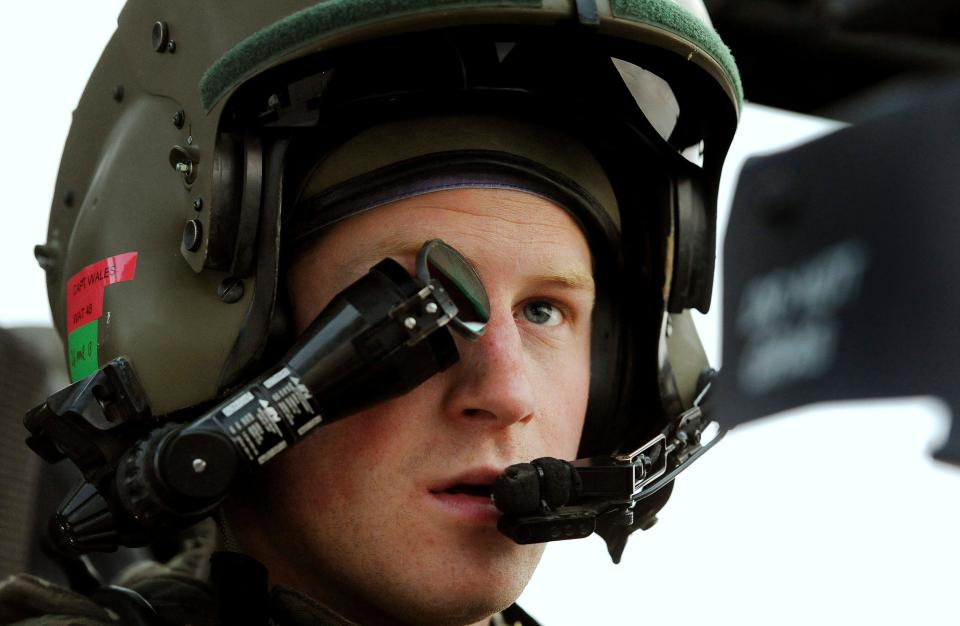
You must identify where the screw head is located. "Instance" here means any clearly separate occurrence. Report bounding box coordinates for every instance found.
[192,458,207,473]
[166,40,177,53]
[425,302,438,314]
[404,317,417,330]
[169,146,197,183]
[172,110,185,128]
[152,21,170,52]
[182,219,202,252]
[218,278,245,303]
[192,197,203,211]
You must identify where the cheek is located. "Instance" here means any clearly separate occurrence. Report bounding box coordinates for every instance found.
[533,351,591,459]
[273,403,407,511]
[561,374,591,456]
[267,368,446,507]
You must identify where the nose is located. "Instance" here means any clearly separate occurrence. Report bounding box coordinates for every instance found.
[441,307,536,427]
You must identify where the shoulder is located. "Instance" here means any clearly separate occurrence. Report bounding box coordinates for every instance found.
[0,574,118,625]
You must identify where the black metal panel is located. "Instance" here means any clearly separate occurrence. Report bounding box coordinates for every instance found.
[705,0,960,116]
[716,80,960,465]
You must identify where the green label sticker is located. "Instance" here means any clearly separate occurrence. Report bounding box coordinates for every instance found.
[68,319,99,381]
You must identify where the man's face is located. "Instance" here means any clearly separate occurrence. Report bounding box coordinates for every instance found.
[227,188,594,625]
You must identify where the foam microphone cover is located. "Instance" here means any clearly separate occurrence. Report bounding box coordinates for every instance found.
[532,457,581,509]
[492,458,581,514]
[493,463,541,514]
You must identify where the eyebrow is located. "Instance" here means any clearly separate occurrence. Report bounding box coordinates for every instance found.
[534,270,595,294]
[375,237,426,262]
[374,236,595,294]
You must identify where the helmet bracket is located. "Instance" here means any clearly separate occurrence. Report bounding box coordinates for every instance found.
[217,136,290,392]
[227,133,263,279]
[669,167,713,314]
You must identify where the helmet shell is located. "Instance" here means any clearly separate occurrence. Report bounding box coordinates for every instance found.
[44,0,740,423]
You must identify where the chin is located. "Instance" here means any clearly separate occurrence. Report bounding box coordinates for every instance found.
[388,582,525,626]
[434,542,544,622]
[367,541,545,626]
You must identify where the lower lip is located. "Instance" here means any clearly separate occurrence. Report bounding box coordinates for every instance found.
[429,492,501,524]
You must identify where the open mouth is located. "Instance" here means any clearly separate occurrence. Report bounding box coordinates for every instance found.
[442,483,493,498]
[429,477,500,522]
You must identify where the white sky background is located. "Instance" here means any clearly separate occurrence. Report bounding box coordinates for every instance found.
[2,3,958,625]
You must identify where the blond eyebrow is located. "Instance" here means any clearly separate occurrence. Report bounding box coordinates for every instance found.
[535,270,595,293]
[374,237,487,272]
[374,236,595,294]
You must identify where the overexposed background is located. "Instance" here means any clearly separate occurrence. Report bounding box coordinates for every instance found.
[2,3,957,625]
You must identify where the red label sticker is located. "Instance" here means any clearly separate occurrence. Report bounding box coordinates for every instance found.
[66,252,138,333]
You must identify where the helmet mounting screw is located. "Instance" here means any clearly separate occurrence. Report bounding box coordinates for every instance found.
[218,278,245,304]
[112,84,124,102]
[192,197,203,211]
[172,110,185,129]
[182,219,202,252]
[152,21,170,52]
[192,458,207,474]
[167,40,177,54]
[425,302,438,314]
[404,317,417,330]
[169,146,198,184]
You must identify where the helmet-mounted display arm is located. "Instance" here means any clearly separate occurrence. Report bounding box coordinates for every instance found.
[23,240,489,556]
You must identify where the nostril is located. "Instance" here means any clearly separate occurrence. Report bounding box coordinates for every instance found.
[461,408,500,421]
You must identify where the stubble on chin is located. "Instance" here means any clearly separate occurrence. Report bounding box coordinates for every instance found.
[333,525,547,626]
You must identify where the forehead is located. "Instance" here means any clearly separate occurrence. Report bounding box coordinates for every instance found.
[298,188,594,284]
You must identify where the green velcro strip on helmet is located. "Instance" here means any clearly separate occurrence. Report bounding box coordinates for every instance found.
[200,0,541,111]
[610,0,742,105]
